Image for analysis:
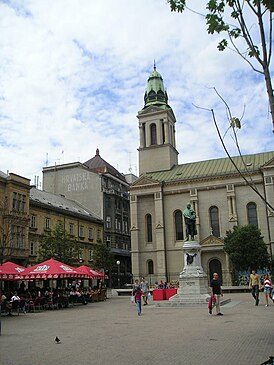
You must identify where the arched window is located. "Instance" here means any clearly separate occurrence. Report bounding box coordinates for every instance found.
[146,214,152,242]
[148,260,154,274]
[247,202,258,227]
[209,206,220,237]
[174,210,183,240]
[150,124,157,145]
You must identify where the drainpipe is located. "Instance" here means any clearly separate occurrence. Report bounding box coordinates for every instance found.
[161,183,168,283]
[262,175,273,261]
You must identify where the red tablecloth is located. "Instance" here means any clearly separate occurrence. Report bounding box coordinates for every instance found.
[165,288,177,300]
[153,289,165,301]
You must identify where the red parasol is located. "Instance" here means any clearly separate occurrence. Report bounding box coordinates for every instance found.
[0,261,26,280]
[21,258,88,280]
[76,265,108,279]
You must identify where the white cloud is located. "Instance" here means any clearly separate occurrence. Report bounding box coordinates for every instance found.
[0,0,273,185]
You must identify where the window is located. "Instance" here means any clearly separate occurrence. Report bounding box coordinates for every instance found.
[89,249,93,261]
[162,121,165,143]
[12,192,17,209]
[79,248,83,261]
[209,206,220,237]
[88,227,93,240]
[105,196,111,208]
[247,202,258,227]
[148,260,154,275]
[69,223,74,235]
[79,225,84,238]
[12,192,26,212]
[146,214,152,242]
[30,242,36,256]
[115,218,118,230]
[22,195,26,213]
[123,220,128,234]
[150,123,157,145]
[174,210,183,240]
[30,215,37,229]
[17,194,21,211]
[44,217,51,230]
[106,216,111,229]
[97,229,101,241]
[106,235,111,247]
[13,226,24,249]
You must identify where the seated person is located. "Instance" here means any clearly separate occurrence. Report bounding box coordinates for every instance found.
[1,293,12,316]
[11,291,20,302]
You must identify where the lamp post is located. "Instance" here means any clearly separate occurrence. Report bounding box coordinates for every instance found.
[116,260,120,288]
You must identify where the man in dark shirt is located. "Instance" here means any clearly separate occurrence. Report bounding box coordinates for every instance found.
[210,272,223,316]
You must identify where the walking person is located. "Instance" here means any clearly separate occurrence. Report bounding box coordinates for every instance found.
[132,279,140,296]
[210,272,223,316]
[262,273,272,307]
[134,287,143,316]
[140,277,149,305]
[249,269,260,306]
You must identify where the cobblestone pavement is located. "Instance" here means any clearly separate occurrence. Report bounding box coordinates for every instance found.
[0,293,273,365]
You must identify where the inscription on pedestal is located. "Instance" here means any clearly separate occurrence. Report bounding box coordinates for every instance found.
[186,281,195,286]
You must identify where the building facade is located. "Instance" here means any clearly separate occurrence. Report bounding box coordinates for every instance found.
[29,187,104,266]
[42,149,133,286]
[130,67,274,286]
[0,171,31,265]
[0,170,104,267]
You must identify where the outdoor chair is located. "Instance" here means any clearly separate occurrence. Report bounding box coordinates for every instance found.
[40,297,48,310]
[27,299,35,312]
[19,299,27,314]
[34,297,42,312]
[11,300,20,315]
[98,289,106,301]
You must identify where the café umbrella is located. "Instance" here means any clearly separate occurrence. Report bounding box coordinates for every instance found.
[21,258,89,280]
[75,265,107,279]
[0,261,26,280]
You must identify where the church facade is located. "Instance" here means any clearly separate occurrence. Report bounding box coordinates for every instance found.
[130,67,274,286]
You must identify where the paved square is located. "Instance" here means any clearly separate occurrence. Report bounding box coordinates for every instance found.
[1,293,273,365]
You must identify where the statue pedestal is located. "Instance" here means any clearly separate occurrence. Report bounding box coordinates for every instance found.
[155,239,231,308]
[168,240,210,306]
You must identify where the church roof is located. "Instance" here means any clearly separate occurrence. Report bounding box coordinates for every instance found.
[84,149,126,182]
[142,64,171,111]
[143,151,274,182]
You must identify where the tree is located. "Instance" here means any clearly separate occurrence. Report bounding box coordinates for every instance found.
[224,224,269,270]
[92,240,114,273]
[38,222,79,266]
[168,0,274,132]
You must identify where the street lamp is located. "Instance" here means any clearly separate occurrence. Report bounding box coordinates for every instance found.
[116,260,120,288]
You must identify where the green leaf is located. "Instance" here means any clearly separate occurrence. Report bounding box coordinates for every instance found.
[217,39,228,51]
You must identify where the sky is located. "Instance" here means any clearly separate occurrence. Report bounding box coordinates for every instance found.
[0,0,273,186]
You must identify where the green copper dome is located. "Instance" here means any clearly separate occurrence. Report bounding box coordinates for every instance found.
[143,65,170,110]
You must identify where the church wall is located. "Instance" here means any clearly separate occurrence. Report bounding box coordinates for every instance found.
[198,187,228,239]
[135,194,156,276]
[234,183,271,255]
[139,145,178,174]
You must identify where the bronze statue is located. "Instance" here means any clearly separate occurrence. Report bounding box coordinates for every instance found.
[183,203,197,241]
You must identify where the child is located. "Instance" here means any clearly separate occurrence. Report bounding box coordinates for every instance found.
[134,287,143,316]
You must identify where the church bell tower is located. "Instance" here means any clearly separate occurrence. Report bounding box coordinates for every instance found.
[138,65,179,175]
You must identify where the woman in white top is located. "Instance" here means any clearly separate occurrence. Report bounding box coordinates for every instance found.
[263,273,272,306]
